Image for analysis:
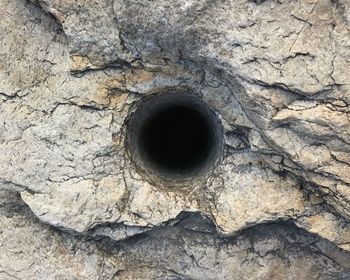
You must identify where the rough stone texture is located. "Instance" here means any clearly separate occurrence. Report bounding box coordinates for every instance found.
[2,189,350,280]
[1,0,350,278]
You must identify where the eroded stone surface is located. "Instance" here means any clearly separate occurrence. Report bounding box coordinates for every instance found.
[1,189,350,280]
[1,0,350,278]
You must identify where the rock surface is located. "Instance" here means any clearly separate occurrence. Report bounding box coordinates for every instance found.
[2,189,350,280]
[1,0,350,279]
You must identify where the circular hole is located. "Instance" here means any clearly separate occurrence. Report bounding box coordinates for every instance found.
[127,92,223,182]
[142,105,211,172]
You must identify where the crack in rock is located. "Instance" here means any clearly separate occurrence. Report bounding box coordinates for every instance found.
[1,0,350,278]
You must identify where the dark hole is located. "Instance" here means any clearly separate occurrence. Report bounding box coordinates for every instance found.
[140,105,212,173]
[128,92,223,181]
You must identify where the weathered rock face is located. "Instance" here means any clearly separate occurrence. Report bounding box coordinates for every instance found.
[2,189,350,280]
[1,0,350,279]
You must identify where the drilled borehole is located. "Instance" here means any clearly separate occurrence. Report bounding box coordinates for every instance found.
[127,92,224,182]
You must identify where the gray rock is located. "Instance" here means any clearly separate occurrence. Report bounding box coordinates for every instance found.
[1,0,350,278]
[1,189,350,279]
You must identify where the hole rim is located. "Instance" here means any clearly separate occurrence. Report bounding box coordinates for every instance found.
[126,91,224,186]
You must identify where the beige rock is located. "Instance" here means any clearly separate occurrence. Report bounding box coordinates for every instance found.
[1,0,350,278]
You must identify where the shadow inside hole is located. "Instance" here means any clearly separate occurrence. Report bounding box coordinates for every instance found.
[127,92,224,182]
[141,105,212,172]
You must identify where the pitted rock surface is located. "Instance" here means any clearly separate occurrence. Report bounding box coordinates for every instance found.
[1,0,350,279]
